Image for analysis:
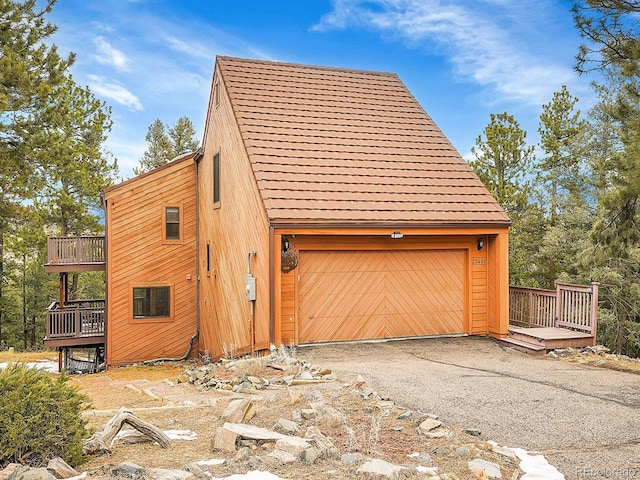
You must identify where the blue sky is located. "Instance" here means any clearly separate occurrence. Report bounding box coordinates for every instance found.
[48,0,595,180]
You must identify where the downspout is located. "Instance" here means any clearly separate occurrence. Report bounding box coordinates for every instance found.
[269,225,275,346]
[194,148,202,337]
[100,191,109,369]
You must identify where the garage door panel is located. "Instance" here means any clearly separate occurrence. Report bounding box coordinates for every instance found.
[299,249,465,343]
[300,299,386,343]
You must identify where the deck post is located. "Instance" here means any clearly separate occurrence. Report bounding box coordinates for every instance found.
[555,284,562,328]
[590,282,599,337]
[528,289,534,328]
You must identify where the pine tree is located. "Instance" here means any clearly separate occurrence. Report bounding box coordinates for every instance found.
[470,112,534,217]
[0,0,74,345]
[134,117,199,175]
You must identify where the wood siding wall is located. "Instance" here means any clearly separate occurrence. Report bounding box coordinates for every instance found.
[471,236,488,334]
[198,67,271,359]
[274,231,508,346]
[104,158,197,368]
[280,270,296,345]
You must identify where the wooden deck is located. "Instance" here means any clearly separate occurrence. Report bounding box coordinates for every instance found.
[500,326,595,355]
[45,236,105,273]
[500,283,599,354]
[43,300,105,349]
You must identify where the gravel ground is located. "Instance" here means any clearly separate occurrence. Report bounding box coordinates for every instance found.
[299,336,640,480]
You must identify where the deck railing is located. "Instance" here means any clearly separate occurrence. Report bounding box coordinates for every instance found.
[509,282,599,335]
[47,237,105,265]
[46,299,105,340]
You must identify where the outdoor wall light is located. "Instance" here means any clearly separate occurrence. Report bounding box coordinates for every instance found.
[391,231,404,239]
[477,238,485,251]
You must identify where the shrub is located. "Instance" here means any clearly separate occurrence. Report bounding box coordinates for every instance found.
[0,363,91,468]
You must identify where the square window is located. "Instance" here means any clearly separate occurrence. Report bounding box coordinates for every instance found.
[133,286,171,318]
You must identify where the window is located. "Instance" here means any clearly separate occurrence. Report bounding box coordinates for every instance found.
[214,79,220,108]
[213,153,220,205]
[133,286,171,318]
[206,243,211,273]
[165,206,180,240]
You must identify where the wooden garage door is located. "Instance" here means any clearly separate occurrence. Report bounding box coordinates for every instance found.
[298,249,465,343]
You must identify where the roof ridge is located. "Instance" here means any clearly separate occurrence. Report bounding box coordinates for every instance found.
[216,55,398,78]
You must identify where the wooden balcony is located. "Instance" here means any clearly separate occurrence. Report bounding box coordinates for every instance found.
[45,236,105,273]
[501,282,599,354]
[44,299,105,348]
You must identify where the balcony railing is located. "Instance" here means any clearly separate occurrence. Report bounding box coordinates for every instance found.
[47,237,105,266]
[45,299,105,341]
[509,282,599,335]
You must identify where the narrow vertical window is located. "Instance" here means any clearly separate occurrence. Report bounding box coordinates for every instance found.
[213,153,220,205]
[206,243,211,272]
[165,206,180,240]
[214,80,220,108]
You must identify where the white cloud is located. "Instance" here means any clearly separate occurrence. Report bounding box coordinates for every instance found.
[314,0,575,106]
[93,36,130,71]
[87,74,143,111]
[162,34,213,61]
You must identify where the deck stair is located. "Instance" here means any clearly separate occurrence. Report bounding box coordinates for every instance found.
[500,326,595,355]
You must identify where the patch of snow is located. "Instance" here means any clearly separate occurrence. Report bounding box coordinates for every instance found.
[510,447,564,480]
[0,361,59,373]
[416,465,438,475]
[164,430,197,441]
[488,442,564,480]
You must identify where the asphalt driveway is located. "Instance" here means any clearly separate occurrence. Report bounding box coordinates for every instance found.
[300,336,640,479]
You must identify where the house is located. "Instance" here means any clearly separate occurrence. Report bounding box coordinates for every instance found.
[45,56,511,369]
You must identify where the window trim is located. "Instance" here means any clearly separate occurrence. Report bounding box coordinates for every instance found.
[162,203,184,244]
[129,283,175,323]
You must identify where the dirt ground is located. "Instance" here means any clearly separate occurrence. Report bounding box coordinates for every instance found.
[69,357,521,479]
[3,342,638,479]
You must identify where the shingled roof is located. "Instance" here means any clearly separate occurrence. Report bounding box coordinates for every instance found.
[216,56,510,226]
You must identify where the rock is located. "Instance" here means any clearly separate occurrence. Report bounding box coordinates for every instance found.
[357,459,406,479]
[222,423,288,441]
[304,426,340,461]
[301,408,316,420]
[273,436,310,455]
[464,428,482,437]
[274,418,299,434]
[212,426,238,453]
[423,429,451,439]
[487,442,518,462]
[0,463,21,480]
[8,468,56,480]
[468,459,502,479]
[182,463,208,480]
[417,418,443,433]
[396,410,413,420]
[268,449,298,464]
[360,387,375,398]
[46,458,77,479]
[234,447,251,462]
[341,453,363,465]
[411,452,432,464]
[111,462,145,479]
[451,446,471,458]
[146,468,195,480]
[221,399,255,423]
